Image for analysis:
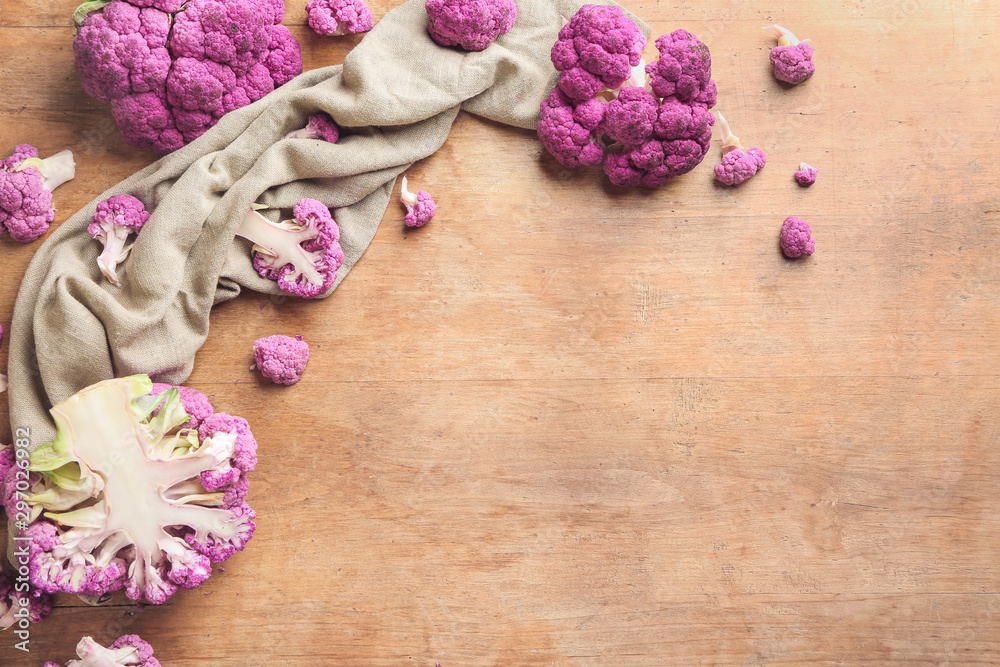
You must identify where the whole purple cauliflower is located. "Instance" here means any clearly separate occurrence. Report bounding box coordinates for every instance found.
[713,111,766,186]
[794,162,818,186]
[285,112,340,142]
[779,216,815,258]
[236,198,344,299]
[425,0,517,51]
[73,0,303,154]
[539,14,717,189]
[550,4,646,103]
[0,144,76,243]
[87,194,150,287]
[764,24,815,85]
[17,375,256,605]
[400,176,436,227]
[43,634,160,667]
[307,0,374,35]
[253,334,310,385]
[0,569,52,630]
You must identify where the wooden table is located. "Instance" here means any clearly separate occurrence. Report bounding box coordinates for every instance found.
[2,0,997,664]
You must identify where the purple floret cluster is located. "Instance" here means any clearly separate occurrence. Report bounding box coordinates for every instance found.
[307,0,374,36]
[73,0,302,155]
[425,0,517,52]
[253,334,310,385]
[779,216,815,258]
[538,7,717,188]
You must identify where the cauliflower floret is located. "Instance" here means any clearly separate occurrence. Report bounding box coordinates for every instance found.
[285,112,340,142]
[779,216,815,258]
[713,111,765,186]
[44,634,160,667]
[399,176,436,228]
[794,162,818,186]
[253,334,310,385]
[87,194,151,287]
[0,144,76,243]
[763,24,815,85]
[550,4,646,103]
[306,0,374,35]
[425,0,516,51]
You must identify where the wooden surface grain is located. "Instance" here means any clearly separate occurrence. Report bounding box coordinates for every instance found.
[2,0,999,664]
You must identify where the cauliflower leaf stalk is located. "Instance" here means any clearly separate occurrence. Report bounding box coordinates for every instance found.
[43,634,160,667]
[236,199,344,299]
[23,375,256,604]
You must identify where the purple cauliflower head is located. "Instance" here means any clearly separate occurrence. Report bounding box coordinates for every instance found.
[0,145,76,243]
[0,569,52,630]
[713,111,766,186]
[550,4,646,103]
[399,176,436,228]
[307,0,374,35]
[73,0,302,154]
[794,162,818,186]
[539,18,717,188]
[236,198,344,299]
[253,334,310,385]
[779,216,815,258]
[764,24,815,85]
[44,634,160,667]
[285,112,340,142]
[425,0,516,51]
[87,194,151,287]
[20,375,256,604]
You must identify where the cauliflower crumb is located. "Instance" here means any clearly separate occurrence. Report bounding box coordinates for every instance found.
[794,162,818,186]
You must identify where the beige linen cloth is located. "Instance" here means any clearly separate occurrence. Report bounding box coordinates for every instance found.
[6,0,647,568]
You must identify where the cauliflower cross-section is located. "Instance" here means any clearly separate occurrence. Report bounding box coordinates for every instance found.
[24,375,256,604]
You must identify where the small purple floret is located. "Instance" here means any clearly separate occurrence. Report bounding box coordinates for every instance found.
[253,334,310,385]
[780,216,815,258]
[714,147,766,186]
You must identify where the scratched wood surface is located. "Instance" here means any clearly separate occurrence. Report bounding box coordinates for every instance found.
[1,0,999,664]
